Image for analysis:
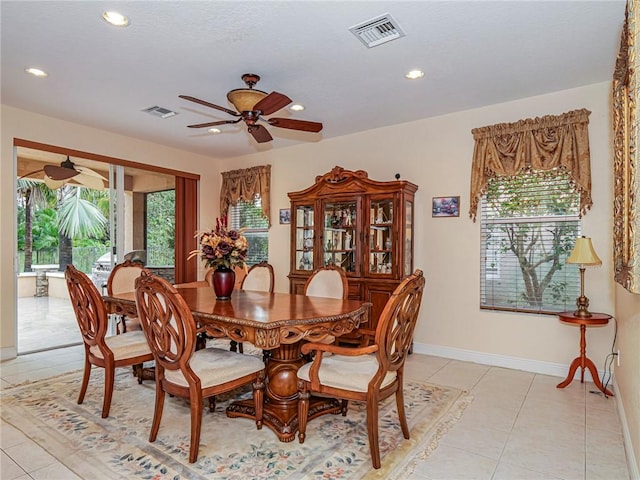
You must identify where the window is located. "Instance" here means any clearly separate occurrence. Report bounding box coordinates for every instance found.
[145,189,175,267]
[228,194,269,265]
[480,168,581,314]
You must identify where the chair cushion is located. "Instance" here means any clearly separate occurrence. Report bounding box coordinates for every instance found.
[90,330,151,360]
[164,348,264,388]
[297,354,396,392]
[305,270,344,299]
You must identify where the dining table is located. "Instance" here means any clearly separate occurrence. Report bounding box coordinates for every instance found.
[104,285,370,442]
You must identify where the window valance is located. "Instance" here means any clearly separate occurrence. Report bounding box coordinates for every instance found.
[469,109,592,221]
[220,165,271,225]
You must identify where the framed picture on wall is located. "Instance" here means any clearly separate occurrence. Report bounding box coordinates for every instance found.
[279,208,291,224]
[432,196,460,217]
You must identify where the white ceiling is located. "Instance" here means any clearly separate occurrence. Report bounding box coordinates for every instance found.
[1,1,627,160]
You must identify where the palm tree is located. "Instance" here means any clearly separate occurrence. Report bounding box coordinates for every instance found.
[56,185,108,271]
[16,179,53,272]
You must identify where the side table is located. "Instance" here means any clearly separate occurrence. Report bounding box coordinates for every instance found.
[556,311,613,396]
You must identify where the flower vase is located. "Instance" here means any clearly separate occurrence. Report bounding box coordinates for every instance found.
[212,267,235,300]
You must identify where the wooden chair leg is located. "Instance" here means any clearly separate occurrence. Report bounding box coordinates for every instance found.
[208,396,216,413]
[78,356,91,404]
[102,366,115,418]
[297,382,310,443]
[341,399,349,416]
[149,385,165,442]
[395,385,410,439]
[188,392,203,463]
[366,400,381,469]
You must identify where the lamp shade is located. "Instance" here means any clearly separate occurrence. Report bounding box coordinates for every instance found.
[566,236,602,266]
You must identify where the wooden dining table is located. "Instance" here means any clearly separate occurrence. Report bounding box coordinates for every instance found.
[104,286,370,442]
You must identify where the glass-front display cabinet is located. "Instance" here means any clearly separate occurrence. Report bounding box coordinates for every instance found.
[288,166,418,332]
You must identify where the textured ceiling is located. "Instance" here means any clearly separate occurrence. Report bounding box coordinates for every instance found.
[1,1,627,160]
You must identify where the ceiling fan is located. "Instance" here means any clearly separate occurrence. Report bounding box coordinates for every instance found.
[179,73,323,144]
[22,156,107,189]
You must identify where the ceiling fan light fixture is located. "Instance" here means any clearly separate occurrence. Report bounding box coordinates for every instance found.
[102,11,130,27]
[226,88,268,112]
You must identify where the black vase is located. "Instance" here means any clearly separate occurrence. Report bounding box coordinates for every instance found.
[212,267,235,300]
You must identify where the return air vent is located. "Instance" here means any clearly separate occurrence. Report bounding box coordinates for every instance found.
[349,13,406,48]
[142,106,178,118]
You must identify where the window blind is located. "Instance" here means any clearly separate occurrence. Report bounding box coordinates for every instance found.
[228,194,269,266]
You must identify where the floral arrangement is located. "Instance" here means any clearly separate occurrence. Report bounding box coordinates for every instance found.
[189,216,248,270]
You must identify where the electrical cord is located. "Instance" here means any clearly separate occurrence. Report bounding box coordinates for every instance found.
[590,315,617,398]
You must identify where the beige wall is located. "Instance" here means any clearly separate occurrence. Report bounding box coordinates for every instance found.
[2,82,637,471]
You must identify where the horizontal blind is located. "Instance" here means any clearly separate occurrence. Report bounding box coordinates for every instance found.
[228,195,269,265]
[480,169,581,314]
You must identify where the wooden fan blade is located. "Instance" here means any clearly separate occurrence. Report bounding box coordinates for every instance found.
[43,175,65,189]
[248,125,273,143]
[74,172,105,189]
[44,164,79,180]
[76,166,107,181]
[179,95,240,116]
[187,119,241,128]
[267,118,323,133]
[253,91,291,116]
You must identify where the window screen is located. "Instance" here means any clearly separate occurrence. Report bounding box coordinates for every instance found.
[228,195,269,266]
[480,168,581,314]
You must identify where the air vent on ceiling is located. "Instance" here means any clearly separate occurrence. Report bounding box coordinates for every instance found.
[349,13,406,48]
[142,106,178,119]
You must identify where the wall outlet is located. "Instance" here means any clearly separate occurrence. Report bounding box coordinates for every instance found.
[617,350,621,367]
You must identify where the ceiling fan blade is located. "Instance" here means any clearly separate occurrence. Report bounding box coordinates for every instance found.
[179,95,240,116]
[267,117,323,133]
[43,164,79,181]
[76,166,107,181]
[248,125,273,143]
[187,119,242,128]
[253,91,291,116]
[73,172,105,189]
[43,175,65,189]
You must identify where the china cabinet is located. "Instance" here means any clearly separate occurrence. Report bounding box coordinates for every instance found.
[288,166,418,334]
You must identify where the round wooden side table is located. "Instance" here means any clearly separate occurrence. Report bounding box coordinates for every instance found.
[556,311,613,396]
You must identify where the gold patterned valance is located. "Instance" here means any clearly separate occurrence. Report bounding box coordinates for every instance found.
[612,1,640,293]
[469,109,592,221]
[220,165,271,225]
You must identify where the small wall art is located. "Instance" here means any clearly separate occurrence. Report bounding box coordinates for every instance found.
[432,196,460,217]
[279,208,291,224]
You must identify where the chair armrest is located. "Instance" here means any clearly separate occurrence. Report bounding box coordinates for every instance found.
[301,341,378,356]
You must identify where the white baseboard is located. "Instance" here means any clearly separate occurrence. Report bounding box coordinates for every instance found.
[613,377,640,480]
[0,346,17,362]
[413,342,610,384]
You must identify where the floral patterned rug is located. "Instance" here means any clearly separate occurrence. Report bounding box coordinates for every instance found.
[1,367,471,480]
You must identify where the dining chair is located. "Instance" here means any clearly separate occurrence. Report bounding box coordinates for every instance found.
[65,265,154,418]
[134,271,266,463]
[107,259,146,333]
[240,261,274,293]
[296,269,425,469]
[303,264,348,345]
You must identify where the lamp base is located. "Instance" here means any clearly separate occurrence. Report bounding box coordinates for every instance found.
[573,295,592,318]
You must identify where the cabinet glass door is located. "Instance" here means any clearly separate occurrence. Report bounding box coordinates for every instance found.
[323,200,357,273]
[369,198,394,275]
[295,205,314,271]
[404,200,413,276]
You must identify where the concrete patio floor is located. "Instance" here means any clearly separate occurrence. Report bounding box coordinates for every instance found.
[17,296,81,354]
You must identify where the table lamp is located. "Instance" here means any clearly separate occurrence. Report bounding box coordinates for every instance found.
[566,236,602,317]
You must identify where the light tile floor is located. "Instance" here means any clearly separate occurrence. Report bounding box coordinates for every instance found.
[0,346,630,480]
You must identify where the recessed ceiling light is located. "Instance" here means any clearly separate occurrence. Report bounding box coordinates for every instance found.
[208,128,221,134]
[404,70,425,80]
[102,11,129,27]
[289,104,305,112]
[25,67,48,77]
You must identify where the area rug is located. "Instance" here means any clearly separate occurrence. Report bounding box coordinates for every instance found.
[1,367,471,480]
